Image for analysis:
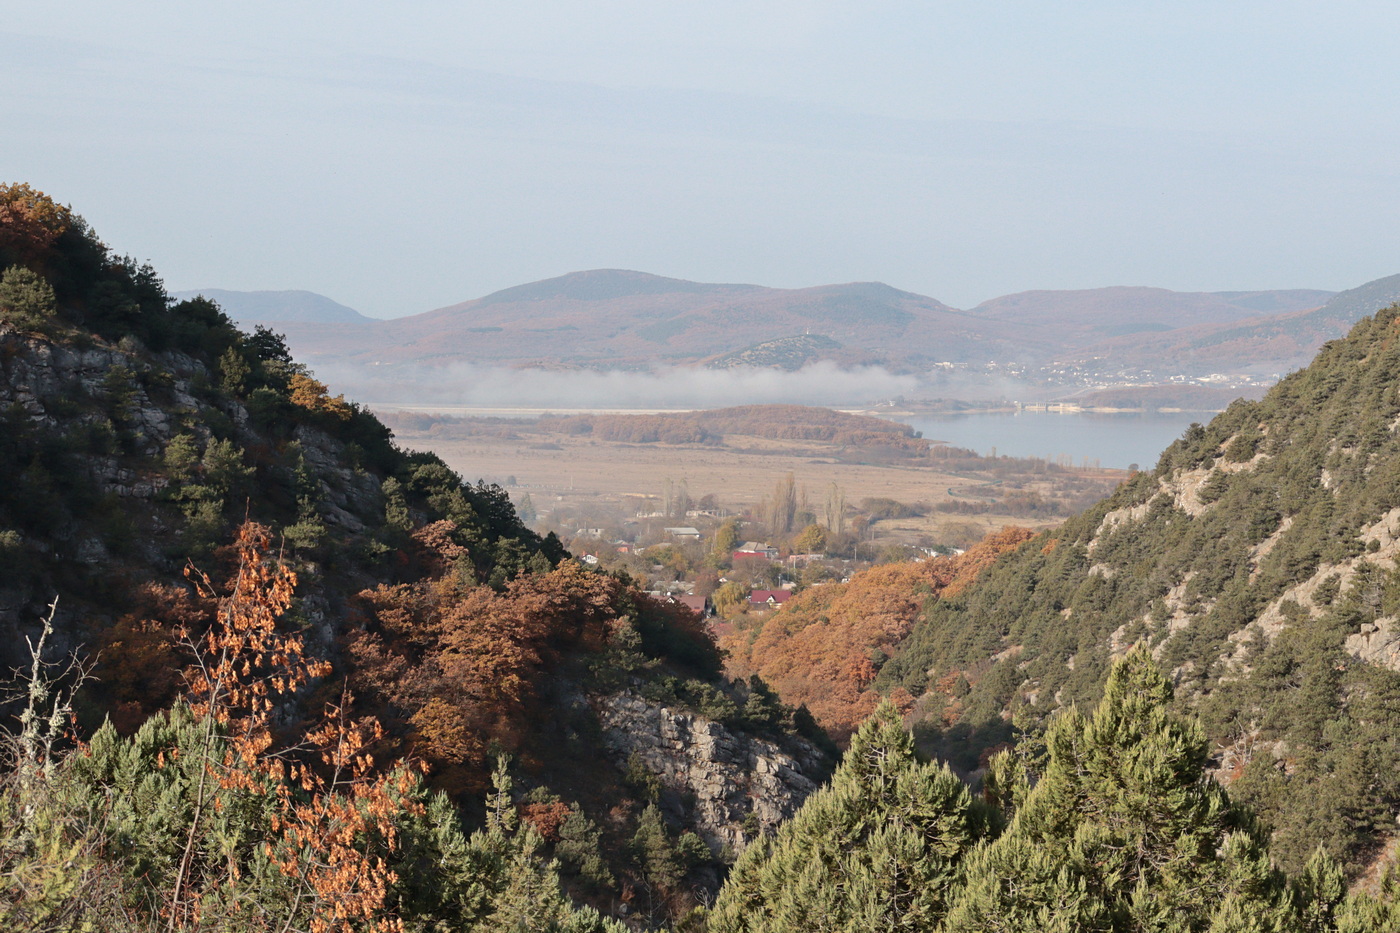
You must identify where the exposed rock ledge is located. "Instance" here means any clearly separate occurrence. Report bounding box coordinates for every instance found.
[593,692,827,853]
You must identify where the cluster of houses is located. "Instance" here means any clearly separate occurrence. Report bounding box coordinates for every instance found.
[571,524,809,624]
[731,541,778,561]
[652,588,791,621]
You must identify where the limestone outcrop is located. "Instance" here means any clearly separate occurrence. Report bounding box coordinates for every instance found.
[594,692,828,853]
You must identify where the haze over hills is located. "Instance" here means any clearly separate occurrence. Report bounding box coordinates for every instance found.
[170,288,374,325]
[1060,274,1400,381]
[190,270,1400,406]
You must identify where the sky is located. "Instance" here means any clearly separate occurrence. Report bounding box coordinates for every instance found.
[4,3,1399,318]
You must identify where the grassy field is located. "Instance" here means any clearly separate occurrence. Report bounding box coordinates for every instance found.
[381,408,1128,549]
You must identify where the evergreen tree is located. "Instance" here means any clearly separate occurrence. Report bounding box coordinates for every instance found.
[440,757,625,933]
[707,702,987,933]
[1332,865,1400,933]
[944,647,1295,933]
[0,265,57,331]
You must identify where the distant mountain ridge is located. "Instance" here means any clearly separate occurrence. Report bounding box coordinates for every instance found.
[970,285,1333,337]
[187,272,1400,399]
[472,268,750,304]
[1062,275,1400,379]
[172,288,373,325]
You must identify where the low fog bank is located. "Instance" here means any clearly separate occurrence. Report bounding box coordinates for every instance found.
[309,359,1022,411]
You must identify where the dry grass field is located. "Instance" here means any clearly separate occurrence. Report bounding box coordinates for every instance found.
[381,408,1129,549]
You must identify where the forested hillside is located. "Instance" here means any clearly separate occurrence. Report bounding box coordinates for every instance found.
[9,184,1400,930]
[880,304,1400,877]
[721,528,1034,744]
[706,651,1400,932]
[0,185,832,928]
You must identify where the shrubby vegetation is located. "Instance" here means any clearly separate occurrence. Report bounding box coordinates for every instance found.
[16,594,1398,931]
[0,526,623,931]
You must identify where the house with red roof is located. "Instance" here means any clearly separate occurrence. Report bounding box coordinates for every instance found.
[747,589,791,609]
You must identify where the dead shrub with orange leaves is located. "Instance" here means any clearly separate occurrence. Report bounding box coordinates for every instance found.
[1,523,628,932]
[163,521,427,933]
[27,522,429,932]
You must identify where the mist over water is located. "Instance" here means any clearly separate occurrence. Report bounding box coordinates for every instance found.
[897,410,1203,471]
[313,358,1198,468]
[314,360,933,410]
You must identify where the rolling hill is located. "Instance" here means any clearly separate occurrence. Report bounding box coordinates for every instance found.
[281,271,1043,369]
[171,287,373,325]
[1061,275,1400,379]
[220,271,1388,397]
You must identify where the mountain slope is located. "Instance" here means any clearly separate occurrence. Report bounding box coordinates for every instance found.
[172,288,373,325]
[1066,274,1400,379]
[969,285,1332,338]
[0,187,832,923]
[878,302,1400,875]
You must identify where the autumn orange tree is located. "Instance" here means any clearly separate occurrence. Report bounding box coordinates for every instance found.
[349,561,649,791]
[40,522,427,931]
[164,521,424,931]
[0,182,72,265]
[721,527,1033,743]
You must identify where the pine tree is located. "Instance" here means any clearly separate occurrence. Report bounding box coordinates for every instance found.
[443,757,626,933]
[707,702,986,933]
[944,646,1296,933]
[1334,881,1400,932]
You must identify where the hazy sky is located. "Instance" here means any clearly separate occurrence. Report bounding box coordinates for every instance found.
[5,3,1399,317]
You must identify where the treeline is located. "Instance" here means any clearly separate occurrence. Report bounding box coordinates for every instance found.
[537,413,723,445]
[536,404,930,453]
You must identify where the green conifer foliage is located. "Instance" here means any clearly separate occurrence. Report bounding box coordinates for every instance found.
[1332,866,1400,933]
[0,265,57,331]
[707,702,986,933]
[944,647,1295,933]
[428,757,626,933]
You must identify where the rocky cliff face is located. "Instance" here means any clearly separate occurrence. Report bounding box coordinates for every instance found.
[595,692,827,852]
[0,327,389,667]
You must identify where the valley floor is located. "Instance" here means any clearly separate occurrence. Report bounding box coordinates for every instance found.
[385,413,1126,547]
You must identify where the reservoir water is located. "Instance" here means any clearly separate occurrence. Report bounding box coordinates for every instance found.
[894,410,1209,471]
[378,403,1212,473]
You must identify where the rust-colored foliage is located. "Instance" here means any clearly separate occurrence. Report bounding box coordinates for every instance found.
[519,800,573,843]
[408,519,469,577]
[93,582,211,733]
[349,561,646,792]
[0,182,72,262]
[173,522,422,933]
[288,372,354,421]
[722,527,1033,745]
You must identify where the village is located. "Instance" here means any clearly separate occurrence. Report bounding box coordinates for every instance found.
[550,494,962,626]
